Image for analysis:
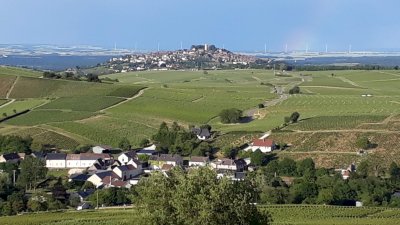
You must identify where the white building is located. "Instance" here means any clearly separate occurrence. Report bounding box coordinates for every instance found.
[46,153,67,168]
[210,158,246,171]
[118,151,137,165]
[188,156,210,167]
[250,138,276,153]
[66,153,112,169]
[113,164,142,180]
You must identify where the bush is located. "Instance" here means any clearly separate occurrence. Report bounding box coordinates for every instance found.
[289,86,300,94]
[258,104,265,109]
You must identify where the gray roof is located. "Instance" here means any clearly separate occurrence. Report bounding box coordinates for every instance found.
[192,128,211,137]
[1,153,20,161]
[69,173,90,182]
[149,154,183,162]
[136,149,157,155]
[190,156,209,163]
[46,153,66,160]
[122,151,136,159]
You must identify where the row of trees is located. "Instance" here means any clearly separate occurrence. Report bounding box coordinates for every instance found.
[0,135,32,154]
[250,157,400,207]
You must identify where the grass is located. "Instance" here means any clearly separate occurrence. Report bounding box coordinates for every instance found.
[5,110,96,126]
[0,99,47,116]
[38,96,124,112]
[0,205,400,225]
[0,75,16,98]
[0,66,42,78]
[288,115,387,130]
[106,85,145,98]
[52,116,157,146]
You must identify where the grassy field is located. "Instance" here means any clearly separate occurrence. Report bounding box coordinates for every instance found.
[0,205,399,225]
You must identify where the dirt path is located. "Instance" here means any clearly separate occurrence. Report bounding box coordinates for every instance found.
[335,76,361,87]
[0,99,15,109]
[6,76,19,99]
[100,87,148,112]
[292,129,400,134]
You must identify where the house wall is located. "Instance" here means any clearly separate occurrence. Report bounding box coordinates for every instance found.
[66,159,97,168]
[118,155,130,164]
[251,146,272,153]
[189,162,207,167]
[46,159,66,168]
[87,175,102,187]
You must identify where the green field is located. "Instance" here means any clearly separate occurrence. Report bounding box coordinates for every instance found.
[1,68,400,161]
[0,205,399,225]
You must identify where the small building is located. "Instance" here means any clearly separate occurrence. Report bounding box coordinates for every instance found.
[113,164,142,180]
[68,173,90,183]
[250,138,276,153]
[192,127,211,140]
[118,151,137,165]
[46,153,67,168]
[66,153,112,169]
[0,153,21,164]
[87,171,120,187]
[149,154,183,169]
[188,156,210,167]
[210,158,246,172]
[92,145,113,154]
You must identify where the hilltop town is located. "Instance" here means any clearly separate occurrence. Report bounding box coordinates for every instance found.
[104,44,272,72]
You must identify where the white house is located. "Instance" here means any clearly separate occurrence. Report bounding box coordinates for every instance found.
[87,171,120,187]
[250,138,276,153]
[113,164,142,180]
[118,151,137,165]
[210,158,246,171]
[46,153,67,168]
[188,156,210,167]
[66,153,112,169]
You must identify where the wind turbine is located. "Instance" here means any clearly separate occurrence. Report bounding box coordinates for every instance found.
[264,43,267,54]
[285,43,288,53]
[325,44,328,53]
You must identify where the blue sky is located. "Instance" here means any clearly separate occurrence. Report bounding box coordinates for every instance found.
[1,0,399,51]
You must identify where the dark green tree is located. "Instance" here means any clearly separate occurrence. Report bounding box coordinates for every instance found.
[219,108,242,124]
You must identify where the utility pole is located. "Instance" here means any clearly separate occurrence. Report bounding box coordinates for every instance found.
[12,170,16,186]
[96,187,99,209]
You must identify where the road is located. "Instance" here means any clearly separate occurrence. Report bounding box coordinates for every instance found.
[100,87,148,112]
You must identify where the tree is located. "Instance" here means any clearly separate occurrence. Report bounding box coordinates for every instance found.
[290,112,300,123]
[279,158,297,176]
[316,188,334,204]
[357,161,369,178]
[296,158,315,177]
[389,162,400,179]
[7,192,25,214]
[134,167,270,225]
[2,113,7,118]
[222,146,237,159]
[355,136,370,150]
[219,108,242,124]
[139,138,150,147]
[251,149,265,166]
[12,109,16,114]
[86,73,101,82]
[17,156,47,190]
[118,137,131,151]
[258,103,264,109]
[27,192,47,212]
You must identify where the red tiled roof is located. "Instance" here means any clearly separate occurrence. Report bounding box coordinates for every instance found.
[253,138,274,147]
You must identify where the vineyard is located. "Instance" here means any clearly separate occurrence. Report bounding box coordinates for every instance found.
[0,205,400,225]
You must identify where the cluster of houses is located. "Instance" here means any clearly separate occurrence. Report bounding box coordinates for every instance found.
[106,44,263,72]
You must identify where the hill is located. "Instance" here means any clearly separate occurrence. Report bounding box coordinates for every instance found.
[1,67,400,169]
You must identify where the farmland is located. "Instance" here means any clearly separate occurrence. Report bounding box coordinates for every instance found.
[0,205,399,225]
[1,67,400,166]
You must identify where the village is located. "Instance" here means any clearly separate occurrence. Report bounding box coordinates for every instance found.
[0,127,358,210]
[104,44,270,72]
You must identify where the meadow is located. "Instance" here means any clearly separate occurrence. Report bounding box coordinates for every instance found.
[0,205,399,225]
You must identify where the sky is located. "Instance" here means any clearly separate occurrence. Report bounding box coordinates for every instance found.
[1,0,400,52]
